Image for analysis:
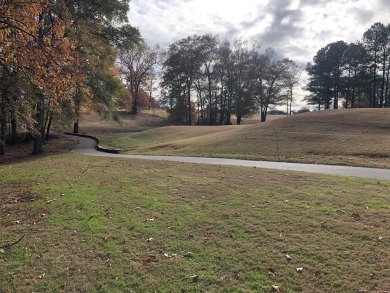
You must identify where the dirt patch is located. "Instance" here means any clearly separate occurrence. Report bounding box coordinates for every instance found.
[0,183,42,228]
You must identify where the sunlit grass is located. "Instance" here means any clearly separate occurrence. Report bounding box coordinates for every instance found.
[98,109,390,168]
[1,153,390,292]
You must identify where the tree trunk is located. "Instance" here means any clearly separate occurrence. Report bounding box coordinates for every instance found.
[261,111,267,122]
[385,67,389,108]
[225,91,232,125]
[187,84,192,125]
[0,107,5,156]
[131,98,138,114]
[73,119,79,134]
[219,91,225,125]
[236,115,241,125]
[334,93,339,109]
[380,49,386,108]
[0,89,7,155]
[10,107,17,145]
[32,95,44,155]
[372,51,377,108]
[45,114,52,141]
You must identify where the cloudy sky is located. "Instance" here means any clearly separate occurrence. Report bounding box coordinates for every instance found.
[127,0,389,107]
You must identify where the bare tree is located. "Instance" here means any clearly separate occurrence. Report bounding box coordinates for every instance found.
[283,59,302,115]
[119,42,159,114]
[253,49,291,122]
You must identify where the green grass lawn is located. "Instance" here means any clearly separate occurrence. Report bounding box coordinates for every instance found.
[1,153,390,292]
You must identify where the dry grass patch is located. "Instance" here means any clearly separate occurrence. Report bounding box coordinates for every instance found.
[1,153,390,292]
[73,111,169,134]
[99,109,390,168]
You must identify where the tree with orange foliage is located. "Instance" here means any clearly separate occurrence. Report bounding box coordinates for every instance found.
[1,0,82,154]
[63,0,140,133]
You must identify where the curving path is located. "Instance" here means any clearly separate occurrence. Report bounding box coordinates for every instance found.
[70,135,390,180]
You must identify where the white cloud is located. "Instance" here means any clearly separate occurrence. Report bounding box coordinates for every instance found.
[127,0,389,109]
[128,0,388,61]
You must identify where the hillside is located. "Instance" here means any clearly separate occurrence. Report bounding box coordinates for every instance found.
[99,109,390,168]
[75,110,169,134]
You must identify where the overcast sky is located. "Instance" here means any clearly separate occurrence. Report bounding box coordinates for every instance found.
[127,0,389,108]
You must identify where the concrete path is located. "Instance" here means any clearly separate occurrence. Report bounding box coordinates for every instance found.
[71,135,390,180]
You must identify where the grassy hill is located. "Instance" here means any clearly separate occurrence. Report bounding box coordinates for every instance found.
[1,109,390,292]
[98,109,390,168]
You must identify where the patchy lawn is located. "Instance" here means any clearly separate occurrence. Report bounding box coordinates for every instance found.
[1,152,389,292]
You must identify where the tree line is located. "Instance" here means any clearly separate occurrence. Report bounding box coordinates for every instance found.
[160,36,301,125]
[305,22,390,109]
[0,0,140,155]
[118,35,302,126]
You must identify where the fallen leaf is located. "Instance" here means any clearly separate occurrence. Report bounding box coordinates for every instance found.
[313,270,321,277]
[232,271,240,280]
[352,212,361,219]
[268,268,276,277]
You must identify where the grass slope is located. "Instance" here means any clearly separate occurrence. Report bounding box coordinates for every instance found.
[75,111,169,134]
[99,109,390,168]
[1,153,390,292]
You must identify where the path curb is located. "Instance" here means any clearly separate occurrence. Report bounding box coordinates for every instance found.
[64,132,121,154]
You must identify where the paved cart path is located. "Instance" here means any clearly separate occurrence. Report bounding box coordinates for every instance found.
[70,135,390,180]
